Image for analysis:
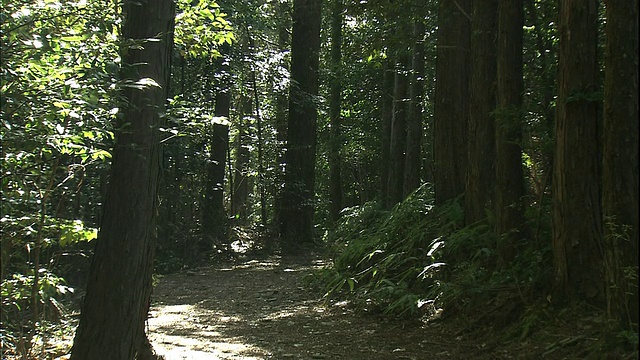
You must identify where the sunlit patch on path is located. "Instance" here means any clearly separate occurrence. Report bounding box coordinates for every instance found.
[147,256,459,360]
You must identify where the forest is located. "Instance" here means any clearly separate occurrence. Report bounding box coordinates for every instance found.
[1,0,637,359]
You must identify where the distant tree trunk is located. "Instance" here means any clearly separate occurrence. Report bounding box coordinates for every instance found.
[495,0,527,264]
[273,0,291,231]
[602,0,638,331]
[380,59,394,203]
[433,0,470,206]
[70,1,174,359]
[328,0,343,222]
[386,55,410,209]
[202,46,231,255]
[403,19,425,198]
[552,0,603,304]
[252,71,267,227]
[281,0,322,246]
[465,0,497,225]
[232,95,251,224]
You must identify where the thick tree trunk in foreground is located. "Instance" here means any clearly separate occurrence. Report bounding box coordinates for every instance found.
[602,0,639,331]
[466,0,497,225]
[281,0,322,246]
[70,1,174,359]
[495,0,527,264]
[552,0,603,305]
[433,0,470,206]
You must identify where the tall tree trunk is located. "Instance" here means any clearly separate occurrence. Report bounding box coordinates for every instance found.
[281,0,322,246]
[380,59,395,204]
[232,95,251,224]
[386,55,410,209]
[403,19,425,198]
[70,1,174,358]
[202,46,231,256]
[273,0,291,231]
[328,0,343,222]
[552,0,603,304]
[495,0,528,264]
[602,0,639,331]
[465,0,497,225]
[433,0,471,206]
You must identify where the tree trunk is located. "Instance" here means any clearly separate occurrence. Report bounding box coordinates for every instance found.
[202,46,231,256]
[552,0,603,304]
[272,0,291,231]
[495,0,528,264]
[328,0,343,223]
[386,55,410,209]
[281,0,322,246]
[380,59,394,204]
[602,0,639,331]
[433,0,471,206]
[70,1,174,358]
[403,19,425,198]
[465,0,497,225]
[232,95,251,224]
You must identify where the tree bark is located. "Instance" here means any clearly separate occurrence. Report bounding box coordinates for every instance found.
[403,19,425,198]
[380,59,394,204]
[602,0,639,331]
[552,0,603,304]
[328,0,343,222]
[465,0,497,225]
[70,1,174,358]
[232,95,251,224]
[433,0,470,206]
[386,55,410,209]
[495,0,528,264]
[281,0,322,246]
[202,45,231,256]
[272,0,291,231]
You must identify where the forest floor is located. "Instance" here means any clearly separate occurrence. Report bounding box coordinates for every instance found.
[145,250,637,360]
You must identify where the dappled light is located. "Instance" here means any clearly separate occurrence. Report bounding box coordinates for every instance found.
[2,0,636,358]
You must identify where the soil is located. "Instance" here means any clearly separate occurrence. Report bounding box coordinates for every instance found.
[146,251,637,360]
[148,252,467,360]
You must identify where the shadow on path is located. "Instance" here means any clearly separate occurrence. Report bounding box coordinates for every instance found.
[148,255,471,360]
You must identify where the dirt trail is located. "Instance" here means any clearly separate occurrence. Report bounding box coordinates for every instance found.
[147,254,474,360]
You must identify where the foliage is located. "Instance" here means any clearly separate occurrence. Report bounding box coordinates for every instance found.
[316,179,553,322]
[174,0,235,59]
[315,184,446,316]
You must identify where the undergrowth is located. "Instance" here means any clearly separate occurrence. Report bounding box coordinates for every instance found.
[313,183,552,323]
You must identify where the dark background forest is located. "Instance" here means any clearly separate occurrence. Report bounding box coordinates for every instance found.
[1,0,637,359]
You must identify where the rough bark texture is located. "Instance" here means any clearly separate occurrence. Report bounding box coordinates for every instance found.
[70,1,174,359]
[386,56,410,209]
[465,0,497,225]
[433,0,470,206]
[602,0,639,331]
[552,0,603,304]
[281,0,322,246]
[328,0,343,223]
[403,20,425,198]
[495,0,527,264]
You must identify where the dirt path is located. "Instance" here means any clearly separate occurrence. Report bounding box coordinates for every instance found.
[147,254,476,360]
